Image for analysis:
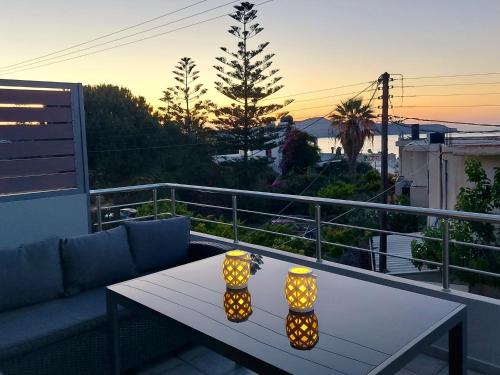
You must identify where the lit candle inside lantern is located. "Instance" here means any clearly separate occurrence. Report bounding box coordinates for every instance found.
[285,310,319,350]
[222,250,251,289]
[223,287,252,322]
[284,267,317,312]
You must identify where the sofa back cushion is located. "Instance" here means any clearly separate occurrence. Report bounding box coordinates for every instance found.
[125,217,190,273]
[61,226,137,296]
[0,237,63,312]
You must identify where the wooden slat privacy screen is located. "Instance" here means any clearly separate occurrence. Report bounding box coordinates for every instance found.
[0,80,85,195]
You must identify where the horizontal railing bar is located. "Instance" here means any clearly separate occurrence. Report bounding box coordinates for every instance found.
[91,183,162,195]
[449,239,500,253]
[99,200,153,210]
[158,212,173,217]
[89,183,500,280]
[320,240,443,267]
[321,221,443,243]
[176,200,232,211]
[93,214,156,226]
[237,208,314,222]
[93,212,173,226]
[234,226,444,268]
[237,225,316,242]
[238,210,443,244]
[236,213,442,244]
[90,182,500,224]
[239,226,442,267]
[449,264,500,278]
[157,198,172,203]
[320,240,371,253]
[191,216,232,226]
[91,208,500,278]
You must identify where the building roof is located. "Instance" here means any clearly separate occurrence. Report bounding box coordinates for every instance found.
[397,135,500,155]
[371,233,429,274]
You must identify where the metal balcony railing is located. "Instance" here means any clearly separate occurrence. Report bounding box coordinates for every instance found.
[90,183,500,291]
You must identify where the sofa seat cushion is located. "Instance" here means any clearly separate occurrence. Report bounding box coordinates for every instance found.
[0,237,63,313]
[61,226,137,296]
[0,288,108,361]
[125,217,190,273]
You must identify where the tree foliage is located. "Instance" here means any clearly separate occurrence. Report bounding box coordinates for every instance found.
[412,159,500,287]
[330,97,375,176]
[85,84,169,186]
[280,128,320,175]
[159,57,214,133]
[212,2,292,159]
[84,84,217,188]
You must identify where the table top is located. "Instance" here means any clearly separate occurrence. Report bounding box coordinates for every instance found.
[108,254,464,375]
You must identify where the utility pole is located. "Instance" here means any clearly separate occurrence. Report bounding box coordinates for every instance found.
[379,72,390,273]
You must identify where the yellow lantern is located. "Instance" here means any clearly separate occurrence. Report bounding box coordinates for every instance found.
[223,287,252,322]
[285,311,319,350]
[284,267,317,312]
[222,250,251,289]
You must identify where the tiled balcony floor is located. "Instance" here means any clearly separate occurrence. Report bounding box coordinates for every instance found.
[140,345,484,375]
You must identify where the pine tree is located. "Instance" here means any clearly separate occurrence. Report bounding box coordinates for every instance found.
[159,57,214,133]
[213,2,292,160]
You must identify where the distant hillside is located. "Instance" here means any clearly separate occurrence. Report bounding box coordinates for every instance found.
[294,117,456,138]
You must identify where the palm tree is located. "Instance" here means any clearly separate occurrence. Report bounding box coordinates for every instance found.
[330,97,375,177]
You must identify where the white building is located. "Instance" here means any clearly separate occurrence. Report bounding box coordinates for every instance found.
[396,133,500,210]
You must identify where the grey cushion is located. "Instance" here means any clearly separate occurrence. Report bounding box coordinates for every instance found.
[61,226,137,296]
[0,288,107,360]
[0,237,63,313]
[125,217,190,273]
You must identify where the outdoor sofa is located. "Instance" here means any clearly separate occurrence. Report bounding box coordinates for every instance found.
[0,217,230,375]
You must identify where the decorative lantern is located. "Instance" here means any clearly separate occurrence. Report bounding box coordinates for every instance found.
[285,311,319,350]
[284,267,317,312]
[223,287,252,322]
[222,250,251,289]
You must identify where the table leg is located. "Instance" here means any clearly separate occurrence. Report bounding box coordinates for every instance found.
[106,291,120,375]
[449,320,466,375]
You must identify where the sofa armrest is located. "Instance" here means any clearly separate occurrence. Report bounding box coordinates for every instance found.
[187,241,233,262]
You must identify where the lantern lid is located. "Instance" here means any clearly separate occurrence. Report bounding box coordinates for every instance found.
[226,250,248,258]
[288,267,312,275]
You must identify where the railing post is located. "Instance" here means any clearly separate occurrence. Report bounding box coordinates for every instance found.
[96,194,103,232]
[315,204,322,262]
[442,218,450,291]
[152,188,158,220]
[232,195,238,243]
[171,188,176,217]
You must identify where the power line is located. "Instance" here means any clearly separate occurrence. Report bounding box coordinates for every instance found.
[388,122,445,134]
[394,104,500,108]
[397,72,500,80]
[2,0,274,76]
[262,81,375,101]
[291,80,380,122]
[0,0,209,71]
[391,116,500,128]
[0,0,240,74]
[296,80,380,132]
[290,89,377,104]
[393,92,500,98]
[88,80,380,141]
[289,93,380,112]
[88,141,214,153]
[404,81,500,88]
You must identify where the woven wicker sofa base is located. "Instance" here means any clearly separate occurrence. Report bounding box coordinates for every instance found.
[0,314,190,375]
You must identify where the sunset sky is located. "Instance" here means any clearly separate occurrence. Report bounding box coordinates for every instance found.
[1,0,500,129]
